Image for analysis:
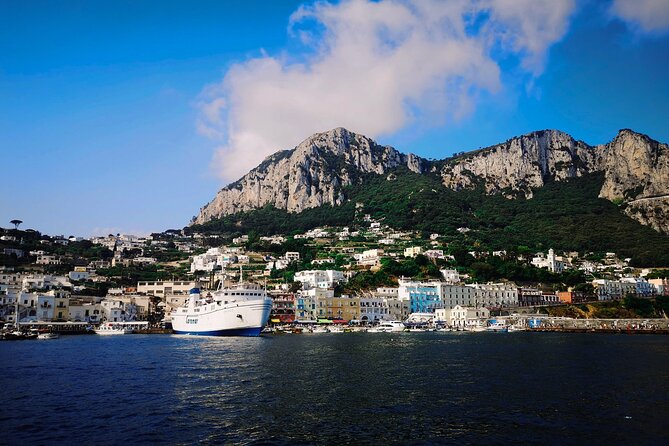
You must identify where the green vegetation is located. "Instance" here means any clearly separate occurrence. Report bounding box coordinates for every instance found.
[542,296,669,319]
[190,170,669,266]
[96,265,175,287]
[343,255,442,293]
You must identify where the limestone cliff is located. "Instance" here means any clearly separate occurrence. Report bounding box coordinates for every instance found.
[598,130,669,233]
[192,128,427,225]
[439,130,598,197]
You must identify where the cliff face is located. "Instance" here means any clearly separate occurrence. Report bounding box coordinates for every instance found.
[598,130,669,233]
[193,127,427,225]
[439,130,599,197]
[193,127,669,234]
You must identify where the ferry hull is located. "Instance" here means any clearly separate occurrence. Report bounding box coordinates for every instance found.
[173,327,263,337]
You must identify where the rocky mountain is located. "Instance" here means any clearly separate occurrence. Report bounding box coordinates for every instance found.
[193,127,427,224]
[193,127,669,233]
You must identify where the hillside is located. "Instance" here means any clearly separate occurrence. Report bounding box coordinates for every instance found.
[189,127,669,265]
[190,170,669,266]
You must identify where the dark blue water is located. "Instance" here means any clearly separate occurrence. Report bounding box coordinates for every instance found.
[1,333,668,445]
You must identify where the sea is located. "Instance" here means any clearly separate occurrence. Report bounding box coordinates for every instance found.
[1,332,668,445]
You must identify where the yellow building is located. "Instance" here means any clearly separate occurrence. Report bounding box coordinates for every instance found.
[316,295,360,321]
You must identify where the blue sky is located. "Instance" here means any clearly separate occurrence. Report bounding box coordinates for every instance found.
[1,0,668,237]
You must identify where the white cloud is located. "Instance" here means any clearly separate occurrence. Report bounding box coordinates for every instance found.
[610,0,669,34]
[198,0,576,182]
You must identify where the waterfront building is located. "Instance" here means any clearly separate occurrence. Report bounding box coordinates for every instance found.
[557,290,589,304]
[593,279,637,300]
[68,301,102,323]
[100,299,138,322]
[359,296,388,322]
[400,279,519,312]
[316,295,360,321]
[399,280,444,313]
[268,293,295,324]
[164,294,190,315]
[295,294,317,321]
[518,287,543,306]
[620,277,656,297]
[434,305,490,329]
[384,297,410,321]
[466,283,519,308]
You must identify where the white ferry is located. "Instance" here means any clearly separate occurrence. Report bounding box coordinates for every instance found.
[171,284,272,337]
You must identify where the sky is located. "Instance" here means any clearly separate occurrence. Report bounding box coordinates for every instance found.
[1,0,668,237]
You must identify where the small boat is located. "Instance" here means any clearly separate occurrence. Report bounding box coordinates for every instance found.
[368,321,405,333]
[37,332,59,340]
[95,323,133,335]
[486,320,508,332]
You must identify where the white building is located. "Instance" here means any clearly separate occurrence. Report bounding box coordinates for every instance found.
[22,274,71,291]
[404,247,423,258]
[36,254,62,265]
[266,259,290,271]
[434,305,490,329]
[294,270,346,290]
[399,279,519,311]
[68,302,102,323]
[260,235,286,244]
[285,252,300,262]
[466,283,519,308]
[100,299,138,322]
[592,279,636,300]
[531,249,564,273]
[190,247,238,273]
[68,270,91,281]
[356,249,383,267]
[424,250,445,260]
[359,296,389,322]
[620,277,656,297]
[137,280,196,297]
[440,269,460,284]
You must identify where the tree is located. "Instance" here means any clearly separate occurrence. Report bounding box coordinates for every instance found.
[10,219,22,230]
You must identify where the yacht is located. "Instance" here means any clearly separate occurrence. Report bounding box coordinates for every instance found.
[368,321,405,333]
[37,332,59,340]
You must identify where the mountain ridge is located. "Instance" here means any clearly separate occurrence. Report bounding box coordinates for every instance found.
[193,127,669,234]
